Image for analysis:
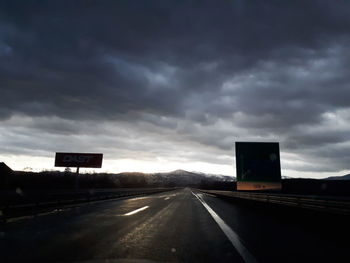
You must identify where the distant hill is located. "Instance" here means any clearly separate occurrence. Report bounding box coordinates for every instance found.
[0,162,13,175]
[115,169,235,188]
[324,174,350,180]
[0,162,14,189]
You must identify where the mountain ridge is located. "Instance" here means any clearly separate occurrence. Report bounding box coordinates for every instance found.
[324,174,350,180]
[114,169,235,188]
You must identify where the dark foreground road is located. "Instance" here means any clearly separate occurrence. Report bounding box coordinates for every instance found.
[0,188,348,263]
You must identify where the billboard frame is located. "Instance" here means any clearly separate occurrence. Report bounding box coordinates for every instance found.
[235,141,282,191]
[55,152,103,169]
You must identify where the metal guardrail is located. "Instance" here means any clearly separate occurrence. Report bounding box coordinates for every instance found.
[0,188,176,222]
[199,190,350,216]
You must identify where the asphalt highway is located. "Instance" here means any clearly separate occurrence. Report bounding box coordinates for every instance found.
[0,188,348,262]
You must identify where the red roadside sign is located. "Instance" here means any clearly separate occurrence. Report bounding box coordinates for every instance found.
[55,152,103,168]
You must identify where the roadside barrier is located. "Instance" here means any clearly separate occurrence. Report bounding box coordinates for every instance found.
[0,188,176,222]
[198,189,350,216]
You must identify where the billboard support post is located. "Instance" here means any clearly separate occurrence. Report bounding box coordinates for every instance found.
[75,167,80,191]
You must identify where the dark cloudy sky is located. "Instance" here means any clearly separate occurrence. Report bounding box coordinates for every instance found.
[1,0,350,178]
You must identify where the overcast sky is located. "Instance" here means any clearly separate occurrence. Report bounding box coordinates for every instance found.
[1,0,350,178]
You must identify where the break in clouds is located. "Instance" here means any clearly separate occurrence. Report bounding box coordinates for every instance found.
[1,0,350,177]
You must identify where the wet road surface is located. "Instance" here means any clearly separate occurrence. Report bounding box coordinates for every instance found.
[0,188,348,262]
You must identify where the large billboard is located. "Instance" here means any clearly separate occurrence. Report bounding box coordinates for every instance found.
[55,152,103,168]
[235,142,281,191]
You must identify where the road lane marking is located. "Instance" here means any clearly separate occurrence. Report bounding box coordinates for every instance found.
[129,196,152,201]
[164,197,170,200]
[124,206,149,216]
[192,191,258,263]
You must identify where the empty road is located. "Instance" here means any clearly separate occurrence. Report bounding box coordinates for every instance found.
[0,188,348,262]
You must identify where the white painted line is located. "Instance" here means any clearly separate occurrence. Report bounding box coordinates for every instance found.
[164,197,170,200]
[124,206,149,216]
[192,191,258,263]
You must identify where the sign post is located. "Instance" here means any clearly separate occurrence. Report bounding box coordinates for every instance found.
[76,166,80,190]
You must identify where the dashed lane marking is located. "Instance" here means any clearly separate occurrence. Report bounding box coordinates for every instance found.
[124,206,149,216]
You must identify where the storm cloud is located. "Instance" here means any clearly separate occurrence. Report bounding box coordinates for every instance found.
[1,0,350,177]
